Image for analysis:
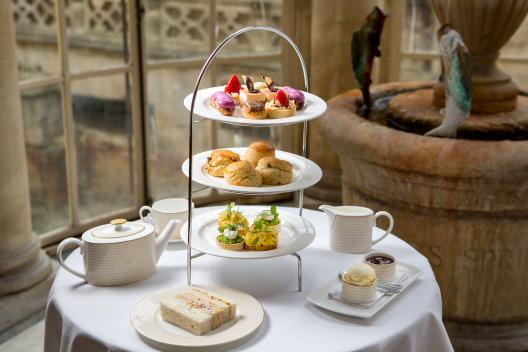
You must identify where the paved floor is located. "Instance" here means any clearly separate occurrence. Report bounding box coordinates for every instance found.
[0,319,44,352]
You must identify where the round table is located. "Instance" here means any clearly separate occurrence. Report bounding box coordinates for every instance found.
[44,207,453,352]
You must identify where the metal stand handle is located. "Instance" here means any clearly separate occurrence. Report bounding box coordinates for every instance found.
[186,26,310,289]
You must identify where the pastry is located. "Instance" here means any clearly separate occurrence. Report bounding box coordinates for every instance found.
[206,149,240,177]
[281,86,305,109]
[210,92,236,116]
[244,226,278,251]
[159,287,236,336]
[260,76,279,101]
[240,75,266,105]
[264,89,296,118]
[252,205,281,234]
[243,141,275,167]
[218,202,248,236]
[224,74,241,104]
[216,224,244,251]
[241,101,267,119]
[254,81,268,90]
[256,157,293,185]
[224,160,262,187]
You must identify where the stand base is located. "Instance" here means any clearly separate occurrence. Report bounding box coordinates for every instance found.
[190,252,303,292]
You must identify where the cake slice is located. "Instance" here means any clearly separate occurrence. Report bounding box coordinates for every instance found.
[160,287,236,335]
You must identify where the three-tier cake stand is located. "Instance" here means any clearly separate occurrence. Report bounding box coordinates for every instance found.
[181,26,327,292]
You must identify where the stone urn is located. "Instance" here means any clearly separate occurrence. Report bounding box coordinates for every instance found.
[430,0,528,113]
[319,82,528,351]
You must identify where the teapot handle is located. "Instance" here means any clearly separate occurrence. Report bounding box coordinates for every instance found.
[57,238,86,280]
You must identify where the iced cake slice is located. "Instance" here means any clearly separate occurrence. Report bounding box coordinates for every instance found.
[160,287,237,335]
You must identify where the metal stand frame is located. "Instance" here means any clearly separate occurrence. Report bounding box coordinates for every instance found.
[186,26,309,292]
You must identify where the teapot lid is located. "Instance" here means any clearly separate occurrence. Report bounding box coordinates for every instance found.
[84,219,154,243]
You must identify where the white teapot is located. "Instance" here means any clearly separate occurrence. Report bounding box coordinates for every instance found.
[57,218,179,286]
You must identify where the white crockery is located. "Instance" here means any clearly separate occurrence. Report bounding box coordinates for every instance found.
[319,205,394,254]
[140,198,194,240]
[341,279,377,304]
[364,252,397,283]
[180,206,316,259]
[183,86,327,127]
[131,285,264,349]
[57,219,179,286]
[182,148,322,195]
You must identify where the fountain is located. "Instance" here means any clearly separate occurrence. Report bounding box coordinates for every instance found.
[319,1,528,351]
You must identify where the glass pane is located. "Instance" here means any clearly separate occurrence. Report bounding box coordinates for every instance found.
[144,0,210,61]
[400,57,440,82]
[12,0,60,80]
[65,0,128,72]
[216,61,282,148]
[402,0,439,53]
[146,68,213,200]
[216,0,282,57]
[21,85,69,234]
[72,74,135,221]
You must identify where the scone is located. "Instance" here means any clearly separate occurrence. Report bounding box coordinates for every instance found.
[244,141,275,167]
[240,75,266,105]
[241,101,267,119]
[256,157,293,185]
[264,89,296,118]
[223,160,262,187]
[206,150,240,177]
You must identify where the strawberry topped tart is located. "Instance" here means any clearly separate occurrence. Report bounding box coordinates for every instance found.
[224,74,241,104]
[265,89,296,118]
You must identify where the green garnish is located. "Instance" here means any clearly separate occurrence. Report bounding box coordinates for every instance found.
[217,234,243,244]
[251,236,260,246]
[254,205,280,227]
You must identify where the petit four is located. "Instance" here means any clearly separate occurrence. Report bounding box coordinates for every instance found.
[256,157,293,185]
[281,86,305,109]
[216,223,244,251]
[252,205,281,234]
[253,81,268,91]
[224,160,262,187]
[218,202,249,236]
[243,141,275,167]
[224,74,241,104]
[261,76,279,101]
[240,75,266,105]
[264,89,296,118]
[341,262,377,304]
[241,101,267,119]
[206,149,241,177]
[159,287,236,336]
[210,91,236,116]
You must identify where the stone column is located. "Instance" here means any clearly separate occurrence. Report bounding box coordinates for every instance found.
[0,0,52,331]
[306,0,382,205]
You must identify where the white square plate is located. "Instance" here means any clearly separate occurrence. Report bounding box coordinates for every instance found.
[307,262,422,319]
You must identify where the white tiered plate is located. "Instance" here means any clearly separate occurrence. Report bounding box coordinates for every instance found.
[183,86,327,126]
[131,285,263,349]
[180,206,316,259]
[182,148,322,195]
[307,262,422,319]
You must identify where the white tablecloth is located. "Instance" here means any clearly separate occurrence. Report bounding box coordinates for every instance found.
[44,207,453,352]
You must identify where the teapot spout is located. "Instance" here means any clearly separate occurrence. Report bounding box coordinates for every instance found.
[155,219,180,263]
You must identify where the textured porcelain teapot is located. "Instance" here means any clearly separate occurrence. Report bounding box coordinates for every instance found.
[57,218,179,286]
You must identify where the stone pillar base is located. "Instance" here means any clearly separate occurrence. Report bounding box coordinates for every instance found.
[0,260,56,341]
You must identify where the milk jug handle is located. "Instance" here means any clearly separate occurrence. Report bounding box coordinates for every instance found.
[372,211,394,245]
